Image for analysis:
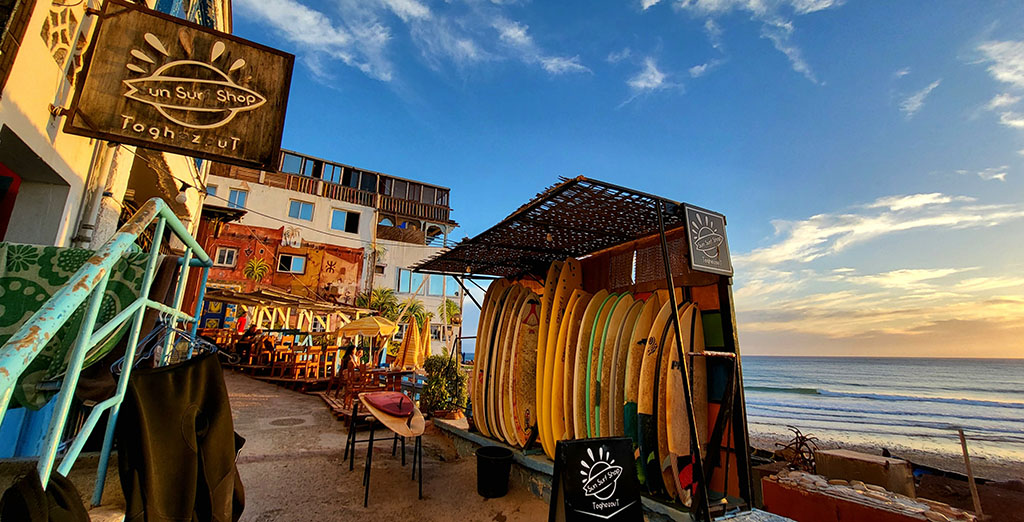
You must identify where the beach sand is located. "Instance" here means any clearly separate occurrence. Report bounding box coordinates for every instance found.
[749,429,1024,482]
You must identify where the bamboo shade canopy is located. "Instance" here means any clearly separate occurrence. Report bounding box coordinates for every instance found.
[413,177,693,278]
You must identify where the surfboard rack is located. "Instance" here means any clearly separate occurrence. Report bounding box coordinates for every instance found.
[413,176,756,521]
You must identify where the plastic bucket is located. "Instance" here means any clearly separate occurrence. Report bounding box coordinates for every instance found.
[476,445,514,498]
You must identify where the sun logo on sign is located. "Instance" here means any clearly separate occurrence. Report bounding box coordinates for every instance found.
[690,212,724,259]
[123,32,266,129]
[580,446,623,501]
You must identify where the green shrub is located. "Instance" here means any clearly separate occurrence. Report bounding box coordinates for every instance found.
[421,354,468,413]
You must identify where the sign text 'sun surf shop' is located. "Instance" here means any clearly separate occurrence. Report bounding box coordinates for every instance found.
[549,438,642,521]
[683,204,733,277]
[64,0,293,168]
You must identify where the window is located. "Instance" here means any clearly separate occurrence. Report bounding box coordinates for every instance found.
[407,183,421,202]
[330,209,360,233]
[428,274,443,296]
[205,185,217,197]
[278,254,306,274]
[445,276,460,297]
[302,159,319,177]
[228,189,247,209]
[380,178,393,196]
[392,180,407,199]
[397,268,424,294]
[342,169,359,188]
[374,265,385,275]
[288,200,314,221]
[436,189,449,207]
[421,186,435,205]
[324,164,343,184]
[280,153,303,174]
[360,173,377,192]
[214,247,237,267]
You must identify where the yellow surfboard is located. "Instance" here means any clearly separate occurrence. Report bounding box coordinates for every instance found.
[572,289,609,439]
[596,293,634,437]
[535,262,562,426]
[586,293,622,437]
[511,297,542,446]
[500,293,527,447]
[559,291,592,441]
[550,290,585,445]
[609,299,643,437]
[540,258,582,458]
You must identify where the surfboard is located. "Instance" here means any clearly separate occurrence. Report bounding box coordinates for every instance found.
[560,291,592,441]
[586,293,621,437]
[667,303,707,507]
[571,289,609,440]
[500,293,527,447]
[535,262,563,443]
[540,258,582,458]
[638,289,682,494]
[511,297,541,446]
[472,279,508,438]
[624,294,658,486]
[596,293,634,437]
[657,301,690,500]
[609,300,643,437]
[475,282,511,438]
[487,284,521,443]
[550,290,586,444]
[494,286,528,445]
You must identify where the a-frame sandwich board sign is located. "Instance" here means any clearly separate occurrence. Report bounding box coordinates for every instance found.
[549,437,643,521]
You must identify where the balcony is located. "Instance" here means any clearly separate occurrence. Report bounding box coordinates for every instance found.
[210,164,452,224]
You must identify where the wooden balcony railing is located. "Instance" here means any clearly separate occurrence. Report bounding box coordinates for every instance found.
[210,164,451,223]
[377,194,450,223]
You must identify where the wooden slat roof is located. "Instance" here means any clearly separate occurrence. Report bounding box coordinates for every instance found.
[413,176,693,278]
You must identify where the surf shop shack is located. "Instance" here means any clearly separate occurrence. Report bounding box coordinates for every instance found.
[414,177,756,520]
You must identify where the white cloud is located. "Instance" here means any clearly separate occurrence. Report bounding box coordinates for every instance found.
[893,67,910,78]
[999,112,1024,128]
[628,57,669,90]
[669,0,842,82]
[954,167,1008,182]
[898,79,941,118]
[987,92,1021,110]
[841,268,972,290]
[977,40,1024,89]
[642,0,663,9]
[492,17,591,75]
[380,0,431,22]
[688,58,723,77]
[541,56,589,74]
[607,48,632,64]
[737,193,1024,267]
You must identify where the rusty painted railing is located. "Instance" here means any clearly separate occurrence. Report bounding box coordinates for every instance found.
[0,197,211,502]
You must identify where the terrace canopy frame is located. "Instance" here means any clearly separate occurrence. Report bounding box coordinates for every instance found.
[414,176,754,520]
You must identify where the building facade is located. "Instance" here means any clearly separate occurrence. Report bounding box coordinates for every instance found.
[202,150,461,354]
[0,0,230,249]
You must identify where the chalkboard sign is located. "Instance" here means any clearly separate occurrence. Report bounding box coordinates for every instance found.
[684,205,733,277]
[549,437,643,521]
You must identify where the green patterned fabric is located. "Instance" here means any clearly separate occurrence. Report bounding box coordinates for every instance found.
[0,243,150,409]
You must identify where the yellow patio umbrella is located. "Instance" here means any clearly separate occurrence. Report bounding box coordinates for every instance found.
[337,316,398,338]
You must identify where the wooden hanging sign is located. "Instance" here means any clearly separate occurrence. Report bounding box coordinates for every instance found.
[683,205,733,277]
[64,0,294,169]
[549,437,643,521]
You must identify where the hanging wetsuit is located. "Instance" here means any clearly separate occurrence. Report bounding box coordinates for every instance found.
[116,353,244,521]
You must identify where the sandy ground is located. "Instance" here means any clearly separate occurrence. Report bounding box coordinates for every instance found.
[748,431,1024,483]
[227,371,549,522]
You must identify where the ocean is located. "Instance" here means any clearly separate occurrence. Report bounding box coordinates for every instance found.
[742,356,1024,462]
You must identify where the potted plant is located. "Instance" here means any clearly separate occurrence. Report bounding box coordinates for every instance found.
[421,354,467,419]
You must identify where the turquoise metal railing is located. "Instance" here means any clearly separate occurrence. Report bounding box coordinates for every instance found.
[0,198,212,504]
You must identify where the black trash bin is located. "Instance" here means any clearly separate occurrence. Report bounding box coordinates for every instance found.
[476,445,514,498]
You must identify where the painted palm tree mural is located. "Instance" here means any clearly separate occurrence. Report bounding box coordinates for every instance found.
[242,258,270,283]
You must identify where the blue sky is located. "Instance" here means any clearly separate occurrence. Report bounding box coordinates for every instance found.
[232,0,1024,357]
